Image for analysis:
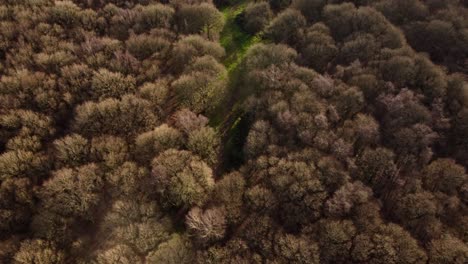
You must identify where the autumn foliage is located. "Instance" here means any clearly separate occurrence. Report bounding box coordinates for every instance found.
[0,0,467,263]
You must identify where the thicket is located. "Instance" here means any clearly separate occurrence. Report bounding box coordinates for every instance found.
[0,0,467,263]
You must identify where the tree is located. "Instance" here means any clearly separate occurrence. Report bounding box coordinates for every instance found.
[292,0,326,22]
[428,235,468,264]
[311,74,336,99]
[213,171,245,225]
[0,178,34,234]
[424,159,466,196]
[378,89,431,134]
[170,35,225,73]
[172,56,227,113]
[351,223,428,264]
[134,4,174,31]
[31,213,75,246]
[108,219,174,255]
[0,110,55,143]
[91,68,136,100]
[72,95,158,137]
[413,56,447,99]
[187,127,220,166]
[90,136,129,169]
[126,33,171,60]
[318,220,356,263]
[348,73,382,100]
[146,234,193,264]
[389,123,437,168]
[5,135,42,153]
[355,147,398,195]
[109,50,140,75]
[354,6,404,49]
[96,199,174,257]
[405,20,456,60]
[240,215,279,256]
[81,8,99,31]
[138,80,169,113]
[59,63,93,103]
[0,70,62,115]
[268,159,327,229]
[333,85,364,119]
[177,3,225,40]
[352,200,383,230]
[301,24,337,72]
[34,50,76,74]
[243,2,272,34]
[80,36,123,70]
[172,109,209,135]
[0,150,48,183]
[53,134,90,168]
[380,56,417,88]
[196,237,260,263]
[48,0,82,28]
[274,233,320,263]
[100,199,166,228]
[186,206,226,244]
[14,239,65,264]
[269,0,292,11]
[330,138,353,161]
[0,237,20,264]
[135,124,184,164]
[339,33,378,64]
[265,8,306,45]
[95,244,139,264]
[106,162,149,197]
[242,43,297,72]
[325,181,373,217]
[38,163,104,220]
[317,156,349,192]
[453,108,468,165]
[425,0,450,11]
[151,149,214,208]
[244,120,276,159]
[245,184,277,215]
[393,191,438,233]
[323,3,357,40]
[374,0,429,25]
[342,113,380,148]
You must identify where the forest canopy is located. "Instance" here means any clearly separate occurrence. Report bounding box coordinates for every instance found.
[0,0,467,263]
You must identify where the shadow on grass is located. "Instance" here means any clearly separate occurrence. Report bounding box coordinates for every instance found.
[209,1,261,171]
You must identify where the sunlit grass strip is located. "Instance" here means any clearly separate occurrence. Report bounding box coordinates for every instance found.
[210,1,261,128]
[219,3,261,72]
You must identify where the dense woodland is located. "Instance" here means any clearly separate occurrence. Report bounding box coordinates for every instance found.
[0,0,467,263]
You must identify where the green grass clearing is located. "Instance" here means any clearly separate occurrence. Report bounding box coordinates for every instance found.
[219,3,261,72]
[210,1,261,127]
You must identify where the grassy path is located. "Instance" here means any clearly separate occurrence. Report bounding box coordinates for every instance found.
[210,1,260,126]
[219,3,261,73]
[210,1,261,171]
